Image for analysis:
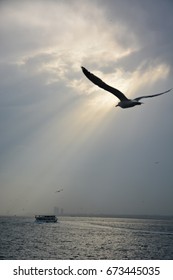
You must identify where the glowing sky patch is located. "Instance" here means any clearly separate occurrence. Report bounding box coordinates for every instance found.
[0,0,173,216]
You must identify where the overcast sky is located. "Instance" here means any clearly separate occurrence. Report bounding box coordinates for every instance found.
[0,0,173,216]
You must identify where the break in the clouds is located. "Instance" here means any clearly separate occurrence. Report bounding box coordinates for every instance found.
[0,0,173,216]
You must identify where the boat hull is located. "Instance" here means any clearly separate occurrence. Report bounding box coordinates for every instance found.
[35,215,58,223]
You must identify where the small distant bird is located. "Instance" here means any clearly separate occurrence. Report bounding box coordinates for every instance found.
[55,188,63,193]
[81,66,172,109]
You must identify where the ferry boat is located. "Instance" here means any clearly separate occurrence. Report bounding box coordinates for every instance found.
[35,215,58,223]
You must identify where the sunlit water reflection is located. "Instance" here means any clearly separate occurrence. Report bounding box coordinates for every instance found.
[0,216,173,259]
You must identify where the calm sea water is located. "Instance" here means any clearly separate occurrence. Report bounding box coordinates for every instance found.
[0,216,173,260]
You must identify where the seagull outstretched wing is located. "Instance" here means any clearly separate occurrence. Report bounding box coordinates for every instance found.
[81,66,128,101]
[134,88,172,101]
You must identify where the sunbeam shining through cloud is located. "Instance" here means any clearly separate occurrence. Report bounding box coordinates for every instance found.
[0,0,173,217]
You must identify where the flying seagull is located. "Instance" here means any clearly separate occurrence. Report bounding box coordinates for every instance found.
[81,66,172,109]
[55,188,63,193]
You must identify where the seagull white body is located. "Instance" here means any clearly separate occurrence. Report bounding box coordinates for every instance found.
[116,99,142,108]
[81,66,172,109]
